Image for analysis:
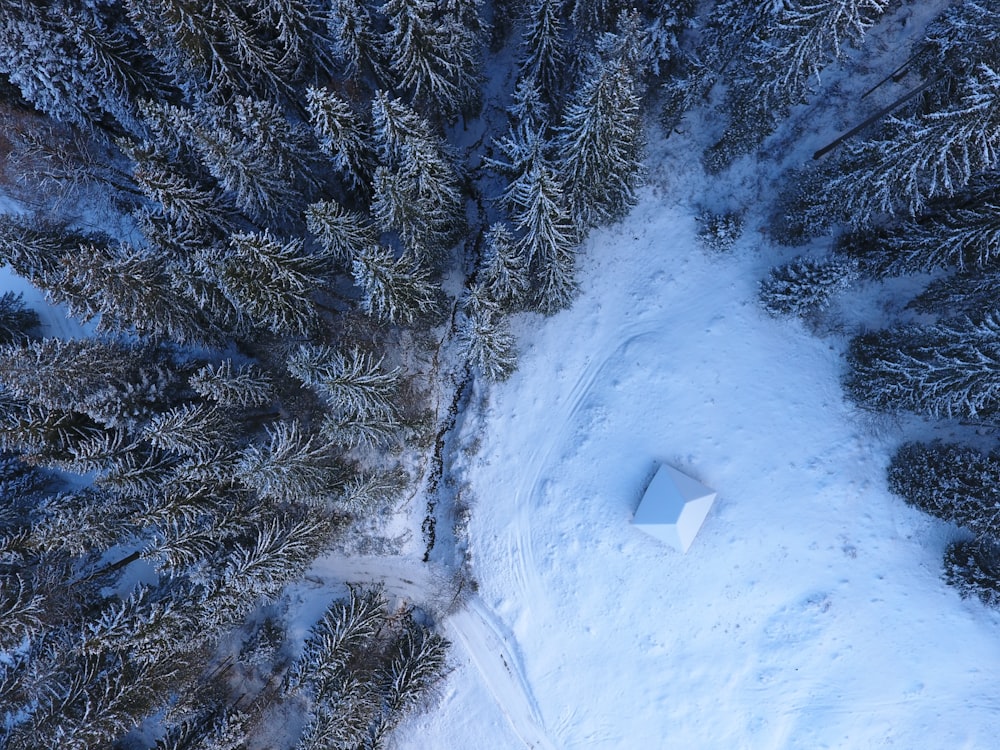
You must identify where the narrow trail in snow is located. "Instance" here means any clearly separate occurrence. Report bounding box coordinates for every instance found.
[506,326,659,611]
[311,554,556,749]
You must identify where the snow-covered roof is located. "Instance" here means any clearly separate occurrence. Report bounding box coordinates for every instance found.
[632,465,717,553]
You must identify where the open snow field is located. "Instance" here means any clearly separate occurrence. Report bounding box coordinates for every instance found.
[394,155,1000,747]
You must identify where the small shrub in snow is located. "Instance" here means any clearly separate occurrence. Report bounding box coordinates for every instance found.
[944,538,1000,608]
[696,209,743,251]
[759,256,858,318]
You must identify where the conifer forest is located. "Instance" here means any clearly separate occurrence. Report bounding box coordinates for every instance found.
[1,0,1000,747]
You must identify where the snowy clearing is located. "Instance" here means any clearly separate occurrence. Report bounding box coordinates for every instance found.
[394,163,1000,747]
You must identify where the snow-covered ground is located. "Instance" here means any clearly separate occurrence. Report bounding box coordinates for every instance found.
[392,140,1000,747]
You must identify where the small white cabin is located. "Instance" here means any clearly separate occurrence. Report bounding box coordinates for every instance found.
[632,465,716,553]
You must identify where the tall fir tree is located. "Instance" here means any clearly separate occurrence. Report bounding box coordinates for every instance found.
[380,0,483,118]
[197,231,329,336]
[556,51,644,231]
[888,441,1000,537]
[846,314,1000,420]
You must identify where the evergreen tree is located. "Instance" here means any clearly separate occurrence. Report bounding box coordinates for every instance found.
[888,441,1000,537]
[944,537,1000,608]
[845,314,1000,420]
[147,99,311,221]
[749,0,890,109]
[830,66,1000,223]
[0,1,99,127]
[236,421,341,503]
[0,215,93,287]
[287,345,401,423]
[130,154,234,236]
[327,0,386,80]
[197,231,329,336]
[380,0,483,118]
[556,51,644,231]
[906,270,1000,319]
[189,360,274,408]
[143,404,235,459]
[494,124,577,264]
[306,86,375,191]
[519,0,565,103]
[0,338,178,429]
[371,93,464,255]
[480,223,530,310]
[368,616,449,745]
[54,241,211,343]
[759,256,859,318]
[306,199,378,264]
[459,293,518,381]
[0,573,43,652]
[352,245,440,324]
[571,0,621,34]
[877,187,1000,275]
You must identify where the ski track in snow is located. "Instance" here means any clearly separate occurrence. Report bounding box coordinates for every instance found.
[506,326,658,620]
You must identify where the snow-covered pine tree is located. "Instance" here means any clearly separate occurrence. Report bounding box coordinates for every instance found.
[888,441,1000,537]
[0,401,101,465]
[155,705,251,750]
[129,153,234,236]
[214,514,337,618]
[143,404,235,459]
[306,199,378,264]
[327,0,387,81]
[371,93,464,256]
[306,86,375,191]
[556,49,644,231]
[519,0,566,104]
[27,486,131,557]
[0,215,94,287]
[9,650,159,750]
[749,0,890,109]
[286,587,385,748]
[148,99,312,222]
[493,124,579,312]
[459,293,518,381]
[52,5,165,135]
[380,0,483,119]
[906,270,1000,319]
[52,241,211,344]
[189,360,274,409]
[197,231,329,336]
[829,65,1000,224]
[124,0,235,98]
[0,293,39,345]
[0,0,99,127]
[0,338,179,429]
[352,245,441,324]
[236,421,341,504]
[0,573,43,652]
[507,77,549,133]
[286,585,384,694]
[480,223,530,310]
[944,537,1000,608]
[759,255,859,318]
[286,345,401,423]
[642,0,696,78]
[570,0,622,34]
[368,615,449,746]
[845,314,1000,420]
[876,186,1000,275]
